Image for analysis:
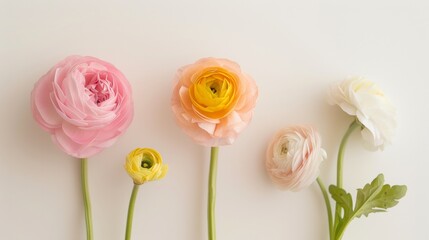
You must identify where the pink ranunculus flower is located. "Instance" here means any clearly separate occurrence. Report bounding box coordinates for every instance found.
[171,57,258,146]
[31,56,134,158]
[265,126,327,191]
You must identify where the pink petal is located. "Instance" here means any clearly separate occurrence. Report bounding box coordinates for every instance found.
[31,71,62,131]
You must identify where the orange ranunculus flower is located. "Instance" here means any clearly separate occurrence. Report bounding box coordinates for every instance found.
[171,58,258,146]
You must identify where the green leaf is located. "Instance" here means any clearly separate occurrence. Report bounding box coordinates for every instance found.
[329,185,354,236]
[354,174,385,217]
[329,185,353,222]
[354,174,407,218]
[330,174,407,238]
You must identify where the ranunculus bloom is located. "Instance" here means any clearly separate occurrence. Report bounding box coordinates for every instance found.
[328,77,396,150]
[31,56,134,158]
[125,148,168,185]
[265,126,327,191]
[171,57,258,146]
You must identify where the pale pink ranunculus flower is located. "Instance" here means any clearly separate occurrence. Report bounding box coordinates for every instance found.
[328,77,396,150]
[171,57,258,146]
[31,56,134,158]
[265,126,327,191]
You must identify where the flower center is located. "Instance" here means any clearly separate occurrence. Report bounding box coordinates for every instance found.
[141,158,153,169]
[85,71,114,106]
[189,67,239,119]
[353,80,385,96]
[281,144,288,154]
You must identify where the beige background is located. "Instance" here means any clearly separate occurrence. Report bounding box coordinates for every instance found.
[1,0,427,239]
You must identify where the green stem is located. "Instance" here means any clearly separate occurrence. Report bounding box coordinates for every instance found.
[336,120,360,188]
[208,147,219,240]
[125,184,140,240]
[336,226,348,240]
[81,158,93,240]
[317,177,333,240]
[333,120,361,239]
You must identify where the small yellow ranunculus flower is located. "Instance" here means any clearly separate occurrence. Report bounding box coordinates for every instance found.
[125,148,168,185]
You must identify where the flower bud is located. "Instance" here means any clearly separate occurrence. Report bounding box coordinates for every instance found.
[125,148,168,185]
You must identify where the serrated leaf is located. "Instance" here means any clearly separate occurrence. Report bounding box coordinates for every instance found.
[355,182,407,218]
[329,185,353,221]
[354,174,385,217]
[330,174,408,239]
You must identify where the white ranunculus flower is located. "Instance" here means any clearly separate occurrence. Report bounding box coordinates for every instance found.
[265,126,327,191]
[328,77,396,150]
